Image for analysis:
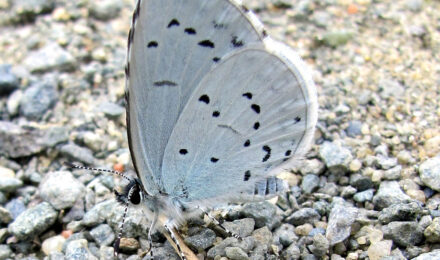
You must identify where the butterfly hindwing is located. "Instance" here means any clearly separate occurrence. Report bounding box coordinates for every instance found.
[126,0,267,194]
[161,45,317,203]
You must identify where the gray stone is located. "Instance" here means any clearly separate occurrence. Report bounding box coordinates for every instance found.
[378,79,405,100]
[82,200,118,227]
[312,11,331,28]
[294,159,325,176]
[10,0,55,24]
[309,228,326,237]
[0,121,67,158]
[383,165,402,180]
[241,201,276,228]
[286,208,320,226]
[424,217,440,243]
[0,207,12,224]
[0,176,23,193]
[222,218,255,238]
[419,156,440,192]
[90,224,115,246]
[62,198,85,223]
[301,174,320,194]
[313,201,329,216]
[88,0,123,20]
[378,202,422,224]
[6,89,22,115]
[350,174,373,191]
[225,246,249,260]
[326,204,358,245]
[372,181,412,210]
[59,143,96,165]
[319,141,352,174]
[207,237,236,258]
[47,252,65,260]
[309,234,329,257]
[376,155,398,170]
[99,246,114,260]
[340,186,357,198]
[273,223,297,247]
[413,250,440,260]
[8,202,57,240]
[346,120,363,138]
[104,201,150,239]
[318,182,339,196]
[353,189,374,203]
[419,215,433,229]
[252,226,272,247]
[184,228,216,251]
[65,239,97,260]
[405,0,423,12]
[152,242,180,260]
[383,221,424,247]
[5,198,26,219]
[0,244,12,260]
[97,102,125,118]
[23,43,76,73]
[0,64,19,95]
[282,243,300,260]
[39,171,85,210]
[19,80,58,120]
[316,31,353,48]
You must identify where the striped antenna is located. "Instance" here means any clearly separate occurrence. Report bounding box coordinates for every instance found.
[63,162,131,182]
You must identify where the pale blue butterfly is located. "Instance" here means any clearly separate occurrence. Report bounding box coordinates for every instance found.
[80,0,317,258]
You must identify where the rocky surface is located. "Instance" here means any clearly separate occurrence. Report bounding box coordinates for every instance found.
[0,0,438,259]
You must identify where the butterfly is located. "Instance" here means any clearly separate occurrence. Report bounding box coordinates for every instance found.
[73,0,317,259]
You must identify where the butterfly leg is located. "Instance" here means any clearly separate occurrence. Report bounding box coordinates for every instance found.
[164,221,187,260]
[196,206,242,241]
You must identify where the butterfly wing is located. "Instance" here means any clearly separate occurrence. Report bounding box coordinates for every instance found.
[125,0,267,194]
[161,39,318,203]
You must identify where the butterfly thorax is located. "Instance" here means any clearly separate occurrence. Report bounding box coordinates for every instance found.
[134,182,198,228]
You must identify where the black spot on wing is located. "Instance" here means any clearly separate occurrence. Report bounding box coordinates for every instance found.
[153,80,177,87]
[231,36,244,48]
[244,170,251,181]
[213,57,220,62]
[244,139,250,147]
[285,150,292,156]
[179,149,188,155]
[253,122,260,130]
[262,145,271,162]
[212,20,227,29]
[251,104,260,114]
[147,41,158,48]
[167,19,180,28]
[210,157,219,163]
[295,116,301,123]
[212,111,220,117]
[199,95,210,104]
[242,92,252,100]
[198,40,215,48]
[184,28,196,35]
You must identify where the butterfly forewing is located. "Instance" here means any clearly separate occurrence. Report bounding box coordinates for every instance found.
[161,47,317,202]
[126,0,267,194]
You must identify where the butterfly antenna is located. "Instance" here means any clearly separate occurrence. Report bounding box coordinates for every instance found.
[113,184,135,256]
[63,162,131,182]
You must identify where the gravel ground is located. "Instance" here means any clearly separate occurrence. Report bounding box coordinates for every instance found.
[0,0,439,259]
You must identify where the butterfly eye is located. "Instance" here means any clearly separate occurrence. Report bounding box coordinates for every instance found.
[129,184,141,205]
